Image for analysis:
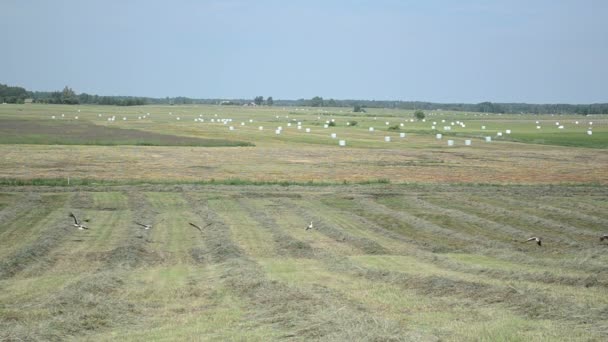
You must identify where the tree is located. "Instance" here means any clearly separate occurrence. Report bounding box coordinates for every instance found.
[310,96,324,107]
[254,96,264,105]
[266,96,274,106]
[414,110,425,120]
[353,104,362,112]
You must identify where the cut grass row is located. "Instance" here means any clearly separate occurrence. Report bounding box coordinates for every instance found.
[1,185,607,340]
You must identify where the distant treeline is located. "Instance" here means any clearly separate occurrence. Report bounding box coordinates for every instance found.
[273,97,608,115]
[0,84,30,104]
[2,83,607,114]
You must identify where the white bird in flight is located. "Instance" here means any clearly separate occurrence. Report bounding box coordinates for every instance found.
[69,212,89,230]
[526,237,542,246]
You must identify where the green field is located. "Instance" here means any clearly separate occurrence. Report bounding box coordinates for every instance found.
[1,103,607,341]
[1,185,607,341]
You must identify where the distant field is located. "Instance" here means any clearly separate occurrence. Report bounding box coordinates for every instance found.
[0,104,606,184]
[0,184,607,341]
[0,118,253,147]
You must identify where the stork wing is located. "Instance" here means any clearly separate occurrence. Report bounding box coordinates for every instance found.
[189,223,202,232]
[134,221,148,228]
[69,212,79,225]
[526,237,537,242]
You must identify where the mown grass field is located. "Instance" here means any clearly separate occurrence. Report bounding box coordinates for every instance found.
[0,104,607,184]
[1,103,607,341]
[0,185,607,341]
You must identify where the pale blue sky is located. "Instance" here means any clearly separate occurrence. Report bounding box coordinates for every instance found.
[1,0,607,103]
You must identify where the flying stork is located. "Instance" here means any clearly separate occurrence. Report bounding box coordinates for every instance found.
[526,237,542,246]
[69,212,89,230]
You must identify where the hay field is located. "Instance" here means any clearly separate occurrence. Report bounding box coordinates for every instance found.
[0,104,607,184]
[1,185,607,341]
[1,103,607,341]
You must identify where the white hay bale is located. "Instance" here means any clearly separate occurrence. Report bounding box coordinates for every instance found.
[385,121,390,125]
[447,140,454,146]
[485,136,492,142]
[465,139,471,146]
[51,115,55,119]
[558,125,564,129]
[587,130,592,135]
[275,129,281,134]
[324,124,329,128]
[506,129,511,134]
[339,140,346,146]
[400,132,406,138]
[331,133,337,139]
[241,122,245,126]
[369,127,374,132]
[436,133,442,139]
[536,125,541,129]
[431,125,436,129]
[497,132,503,136]
[384,136,391,142]
[229,126,234,131]
[481,125,486,129]
[589,122,593,125]
[400,123,404,127]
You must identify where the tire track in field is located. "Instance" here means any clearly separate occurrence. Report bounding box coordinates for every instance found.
[261,199,364,256]
[0,193,72,279]
[350,196,498,253]
[208,198,278,258]
[440,192,595,244]
[396,195,533,244]
[96,190,164,269]
[238,198,316,259]
[284,197,390,255]
[543,197,608,221]
[189,193,414,340]
[491,194,608,233]
[182,192,243,263]
[146,192,203,264]
[0,193,39,229]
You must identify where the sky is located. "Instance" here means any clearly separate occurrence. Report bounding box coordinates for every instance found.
[1,0,607,103]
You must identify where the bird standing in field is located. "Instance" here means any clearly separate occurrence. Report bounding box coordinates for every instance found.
[600,234,608,242]
[306,221,313,231]
[526,237,542,246]
[69,212,89,230]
